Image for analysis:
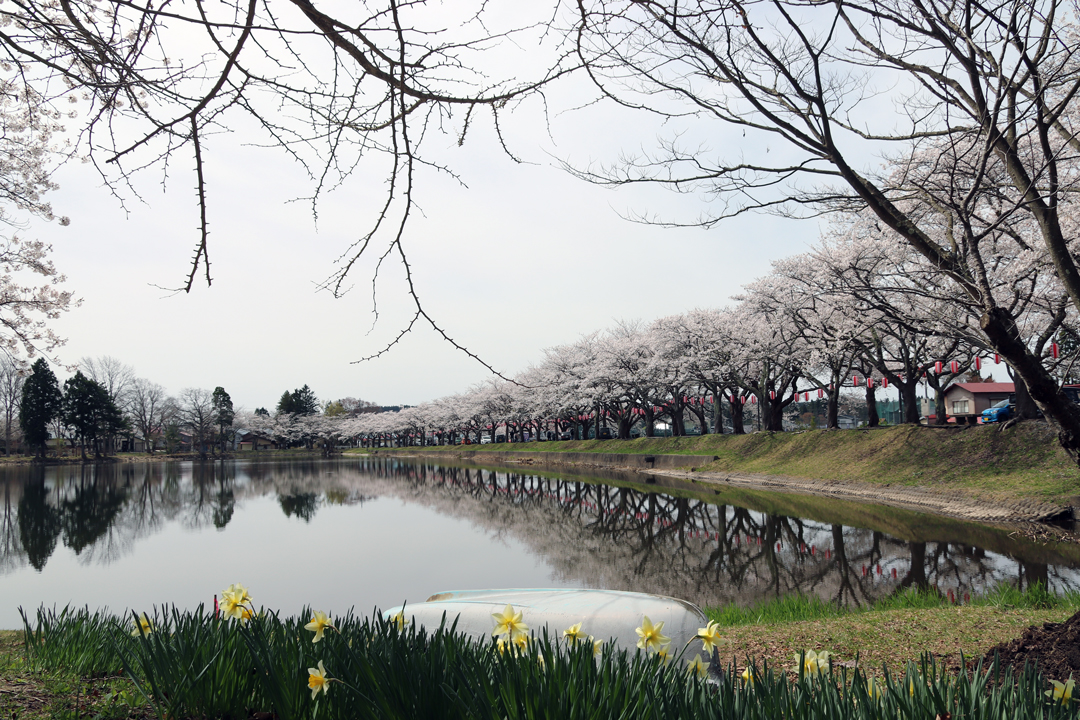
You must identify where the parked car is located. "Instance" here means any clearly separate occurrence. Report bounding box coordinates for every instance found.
[981,398,1012,423]
[559,432,573,441]
[598,427,615,440]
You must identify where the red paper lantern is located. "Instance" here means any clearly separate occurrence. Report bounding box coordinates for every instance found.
[867,378,874,389]
[881,378,888,389]
[853,375,860,387]
[994,353,1001,364]
[935,361,943,374]
[804,392,809,401]
[770,390,776,400]
[974,356,981,371]
[949,360,958,373]
[817,388,824,398]
[740,396,746,404]
[1053,343,1060,359]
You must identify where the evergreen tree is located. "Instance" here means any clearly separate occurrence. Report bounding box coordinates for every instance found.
[61,371,127,459]
[291,385,319,415]
[212,386,234,453]
[275,390,294,415]
[19,358,61,458]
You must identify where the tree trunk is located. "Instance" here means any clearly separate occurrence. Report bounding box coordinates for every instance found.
[691,405,709,434]
[765,397,785,431]
[933,386,947,425]
[897,380,921,424]
[865,385,879,427]
[1010,370,1040,419]
[982,307,1080,460]
[731,396,745,435]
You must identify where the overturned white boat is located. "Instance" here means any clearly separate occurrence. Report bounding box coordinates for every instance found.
[382,588,712,659]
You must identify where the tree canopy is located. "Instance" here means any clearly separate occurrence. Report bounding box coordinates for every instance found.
[61,371,127,458]
[19,358,60,457]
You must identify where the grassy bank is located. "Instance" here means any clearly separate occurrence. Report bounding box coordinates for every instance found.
[701,585,1080,671]
[3,588,1078,720]
[374,421,1080,506]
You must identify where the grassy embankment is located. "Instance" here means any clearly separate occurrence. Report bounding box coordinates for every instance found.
[373,421,1080,506]
[2,586,1077,719]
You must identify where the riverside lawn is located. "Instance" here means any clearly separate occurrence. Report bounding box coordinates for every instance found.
[3,585,1079,720]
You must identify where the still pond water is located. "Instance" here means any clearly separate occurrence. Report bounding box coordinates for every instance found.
[2,456,1079,629]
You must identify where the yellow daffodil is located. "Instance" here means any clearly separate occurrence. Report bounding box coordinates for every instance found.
[304,611,335,643]
[512,633,530,652]
[1047,677,1076,705]
[390,611,408,630]
[741,667,754,685]
[563,621,587,643]
[223,583,251,605]
[591,637,603,657]
[656,646,673,664]
[496,637,511,655]
[687,653,708,678]
[130,613,153,637]
[219,591,245,620]
[696,620,722,654]
[307,660,330,699]
[635,615,671,652]
[866,677,882,700]
[909,679,916,697]
[794,649,830,675]
[491,604,528,640]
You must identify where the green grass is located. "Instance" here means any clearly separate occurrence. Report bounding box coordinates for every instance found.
[379,421,1080,505]
[703,584,1080,628]
[11,603,1080,720]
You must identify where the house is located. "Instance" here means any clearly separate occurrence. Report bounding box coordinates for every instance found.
[920,382,1014,423]
[235,429,277,451]
[945,382,1014,418]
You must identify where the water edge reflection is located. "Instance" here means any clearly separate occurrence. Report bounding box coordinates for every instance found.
[1,457,1077,622]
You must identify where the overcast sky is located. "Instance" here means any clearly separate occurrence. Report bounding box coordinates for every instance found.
[16,52,835,414]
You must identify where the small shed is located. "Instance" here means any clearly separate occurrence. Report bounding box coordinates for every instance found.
[236,429,276,451]
[943,382,1014,419]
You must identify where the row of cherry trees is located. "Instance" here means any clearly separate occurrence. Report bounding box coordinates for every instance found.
[235,198,1076,448]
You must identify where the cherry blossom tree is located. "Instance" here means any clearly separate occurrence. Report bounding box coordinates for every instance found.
[569,0,1080,458]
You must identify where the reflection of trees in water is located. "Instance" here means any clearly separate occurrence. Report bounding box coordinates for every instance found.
[17,469,55,570]
[355,459,1080,609]
[0,480,27,572]
[0,459,381,573]
[0,457,1077,607]
[187,463,238,530]
[58,466,128,557]
[278,492,318,522]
